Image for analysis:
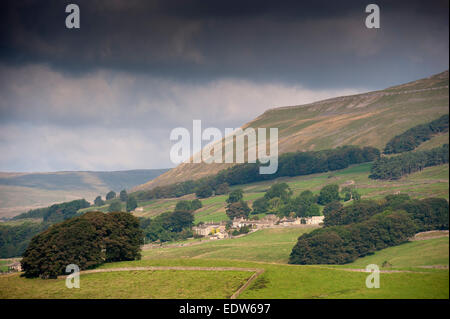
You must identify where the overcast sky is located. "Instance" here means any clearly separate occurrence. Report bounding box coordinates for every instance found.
[0,0,448,172]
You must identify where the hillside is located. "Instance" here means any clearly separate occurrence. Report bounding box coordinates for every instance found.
[0,169,168,218]
[136,70,449,191]
[128,163,448,224]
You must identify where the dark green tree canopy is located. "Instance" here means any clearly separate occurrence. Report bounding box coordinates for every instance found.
[317,184,340,205]
[120,190,128,202]
[191,199,203,211]
[264,183,292,203]
[226,189,244,204]
[252,197,269,214]
[141,210,194,243]
[94,196,105,206]
[215,183,230,195]
[133,146,379,201]
[226,200,251,220]
[126,196,138,212]
[370,144,448,180]
[21,211,143,278]
[106,191,116,200]
[292,190,320,217]
[175,199,203,212]
[323,201,343,218]
[384,114,449,154]
[195,184,213,198]
[289,210,417,265]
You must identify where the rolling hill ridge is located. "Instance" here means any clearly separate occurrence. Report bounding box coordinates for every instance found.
[135,70,449,191]
[0,169,168,218]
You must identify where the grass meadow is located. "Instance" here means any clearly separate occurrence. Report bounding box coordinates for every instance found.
[1,226,447,299]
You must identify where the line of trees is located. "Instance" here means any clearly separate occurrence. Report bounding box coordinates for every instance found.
[12,199,90,223]
[0,221,48,259]
[250,182,360,218]
[369,144,449,180]
[1,198,92,259]
[384,114,449,154]
[134,145,379,201]
[289,194,449,265]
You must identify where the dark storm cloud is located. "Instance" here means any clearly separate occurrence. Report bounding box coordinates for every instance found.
[1,0,448,88]
[0,0,448,172]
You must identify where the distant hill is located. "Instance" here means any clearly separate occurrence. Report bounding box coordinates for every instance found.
[0,169,168,218]
[135,70,449,191]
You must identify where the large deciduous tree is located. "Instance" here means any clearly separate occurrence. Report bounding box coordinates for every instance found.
[21,211,143,278]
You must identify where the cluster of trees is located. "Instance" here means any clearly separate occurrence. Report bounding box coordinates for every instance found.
[140,210,194,243]
[289,210,416,264]
[250,183,360,218]
[324,194,448,231]
[289,194,449,264]
[133,145,379,201]
[12,199,90,223]
[94,189,137,212]
[225,189,251,220]
[106,190,138,213]
[384,114,449,154]
[0,221,48,258]
[21,211,143,278]
[175,199,202,212]
[369,144,449,180]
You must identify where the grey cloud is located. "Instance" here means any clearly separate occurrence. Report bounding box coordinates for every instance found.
[1,0,448,88]
[0,64,363,171]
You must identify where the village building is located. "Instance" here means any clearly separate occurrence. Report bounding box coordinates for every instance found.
[8,261,22,272]
[193,221,229,239]
[192,214,324,241]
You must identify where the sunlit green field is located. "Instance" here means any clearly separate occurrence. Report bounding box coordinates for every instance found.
[142,226,317,263]
[0,269,251,299]
[96,257,449,299]
[343,237,449,270]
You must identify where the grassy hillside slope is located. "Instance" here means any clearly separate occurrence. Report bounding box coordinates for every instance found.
[126,163,448,224]
[136,70,449,190]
